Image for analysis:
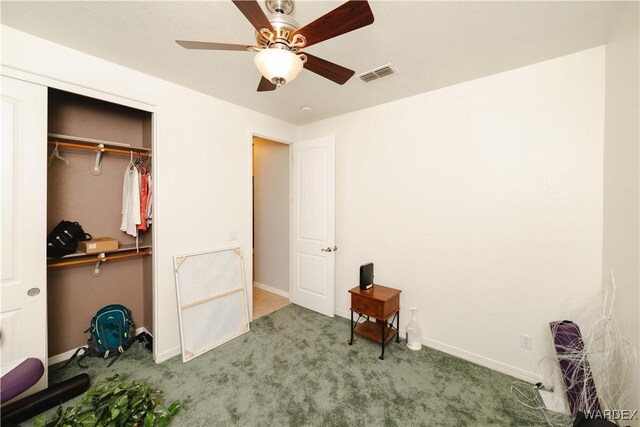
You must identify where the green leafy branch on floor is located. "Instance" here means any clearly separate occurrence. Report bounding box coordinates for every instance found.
[35,374,180,427]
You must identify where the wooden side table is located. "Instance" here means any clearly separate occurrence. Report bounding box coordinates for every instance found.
[348,284,401,360]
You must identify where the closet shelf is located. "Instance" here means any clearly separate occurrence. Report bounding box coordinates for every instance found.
[47,245,152,268]
[47,133,151,157]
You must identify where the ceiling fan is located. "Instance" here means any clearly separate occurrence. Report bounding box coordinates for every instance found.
[176,0,374,91]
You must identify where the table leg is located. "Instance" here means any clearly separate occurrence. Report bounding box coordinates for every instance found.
[379,321,386,360]
[348,309,354,345]
[396,310,400,343]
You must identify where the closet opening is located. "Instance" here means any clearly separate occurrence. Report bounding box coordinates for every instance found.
[47,88,154,363]
[251,136,291,319]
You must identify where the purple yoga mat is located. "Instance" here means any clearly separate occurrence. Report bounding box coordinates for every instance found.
[550,320,601,418]
[0,358,44,403]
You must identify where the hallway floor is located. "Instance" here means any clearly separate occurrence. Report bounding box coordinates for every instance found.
[252,285,290,319]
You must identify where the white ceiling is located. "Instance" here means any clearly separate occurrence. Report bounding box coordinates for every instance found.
[1,1,625,125]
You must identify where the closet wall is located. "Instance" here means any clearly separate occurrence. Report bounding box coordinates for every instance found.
[47,89,153,357]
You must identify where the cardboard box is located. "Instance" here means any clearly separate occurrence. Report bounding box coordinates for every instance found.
[78,237,119,254]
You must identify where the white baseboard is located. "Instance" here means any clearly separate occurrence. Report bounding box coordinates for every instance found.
[335,307,351,319]
[253,281,290,299]
[48,348,80,366]
[335,307,540,384]
[154,345,181,364]
[423,337,541,384]
[48,327,152,365]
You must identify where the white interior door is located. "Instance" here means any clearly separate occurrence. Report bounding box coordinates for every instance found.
[290,136,336,317]
[1,76,48,399]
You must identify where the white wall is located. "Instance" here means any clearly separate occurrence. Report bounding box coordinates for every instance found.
[253,136,290,294]
[603,2,640,413]
[298,47,606,381]
[1,26,297,361]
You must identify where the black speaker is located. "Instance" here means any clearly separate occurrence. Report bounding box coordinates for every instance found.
[359,263,374,290]
[1,374,91,426]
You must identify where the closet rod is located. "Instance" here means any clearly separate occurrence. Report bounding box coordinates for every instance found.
[48,250,152,269]
[47,140,151,158]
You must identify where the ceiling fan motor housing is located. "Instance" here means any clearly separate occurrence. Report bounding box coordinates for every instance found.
[257,12,301,49]
[265,0,294,15]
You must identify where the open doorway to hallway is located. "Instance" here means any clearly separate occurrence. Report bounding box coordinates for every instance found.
[252,136,291,319]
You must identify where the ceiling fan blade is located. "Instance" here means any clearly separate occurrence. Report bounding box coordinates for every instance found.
[257,77,277,92]
[292,0,374,48]
[176,40,255,51]
[303,53,355,85]
[232,0,273,32]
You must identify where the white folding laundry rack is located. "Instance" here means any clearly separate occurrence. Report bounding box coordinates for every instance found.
[173,246,250,363]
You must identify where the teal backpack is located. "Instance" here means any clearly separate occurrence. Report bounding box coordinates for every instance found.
[66,304,139,368]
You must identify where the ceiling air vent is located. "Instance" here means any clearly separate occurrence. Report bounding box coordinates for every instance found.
[358,64,398,83]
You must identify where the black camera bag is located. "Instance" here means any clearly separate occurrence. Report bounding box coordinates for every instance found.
[47,220,92,258]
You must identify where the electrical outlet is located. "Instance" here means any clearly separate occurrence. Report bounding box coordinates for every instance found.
[520,334,532,350]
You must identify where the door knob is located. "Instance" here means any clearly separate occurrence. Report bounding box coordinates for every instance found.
[27,288,40,297]
[321,247,333,252]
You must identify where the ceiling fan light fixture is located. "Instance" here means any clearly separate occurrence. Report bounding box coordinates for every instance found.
[178,0,375,92]
[254,48,303,87]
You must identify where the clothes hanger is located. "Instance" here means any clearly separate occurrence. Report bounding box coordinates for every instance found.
[133,154,143,173]
[48,141,70,167]
[129,151,136,171]
[136,153,148,173]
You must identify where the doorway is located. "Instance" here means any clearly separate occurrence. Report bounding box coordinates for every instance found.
[252,136,291,319]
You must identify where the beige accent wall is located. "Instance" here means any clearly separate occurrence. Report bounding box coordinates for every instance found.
[49,89,147,146]
[47,89,152,356]
[253,136,290,293]
[47,259,144,355]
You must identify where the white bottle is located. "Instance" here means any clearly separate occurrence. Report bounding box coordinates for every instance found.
[406,307,422,351]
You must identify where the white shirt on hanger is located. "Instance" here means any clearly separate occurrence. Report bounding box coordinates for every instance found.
[121,162,141,237]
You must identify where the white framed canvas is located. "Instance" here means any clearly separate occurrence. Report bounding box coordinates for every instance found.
[173,246,250,362]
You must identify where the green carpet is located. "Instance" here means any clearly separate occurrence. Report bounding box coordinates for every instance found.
[29,304,565,426]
